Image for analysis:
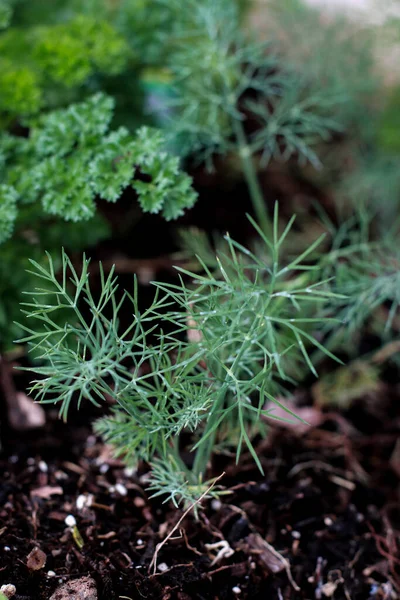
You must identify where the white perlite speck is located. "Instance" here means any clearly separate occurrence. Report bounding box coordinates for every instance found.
[211,499,222,511]
[232,586,241,595]
[64,515,76,527]
[114,483,128,496]
[76,494,94,510]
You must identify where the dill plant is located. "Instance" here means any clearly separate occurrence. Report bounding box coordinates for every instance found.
[317,221,400,360]
[154,0,342,236]
[19,206,340,506]
[254,0,400,363]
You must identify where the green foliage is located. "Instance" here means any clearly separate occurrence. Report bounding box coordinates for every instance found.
[0,0,12,29]
[159,0,341,168]
[325,241,400,340]
[313,360,381,410]
[267,0,378,129]
[19,207,339,504]
[0,91,196,349]
[0,60,42,115]
[32,16,130,87]
[377,88,400,152]
[0,13,131,118]
[0,93,197,243]
[0,184,18,243]
[0,210,110,350]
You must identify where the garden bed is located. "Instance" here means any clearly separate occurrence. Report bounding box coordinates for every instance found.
[1,2,400,598]
[1,387,399,600]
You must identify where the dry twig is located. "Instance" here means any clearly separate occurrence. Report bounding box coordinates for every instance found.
[149,473,225,575]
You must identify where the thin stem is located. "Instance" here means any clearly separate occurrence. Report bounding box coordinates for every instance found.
[192,383,227,479]
[192,428,217,479]
[233,118,272,238]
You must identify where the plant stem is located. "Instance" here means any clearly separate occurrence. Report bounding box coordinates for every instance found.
[233,118,272,238]
[192,428,217,479]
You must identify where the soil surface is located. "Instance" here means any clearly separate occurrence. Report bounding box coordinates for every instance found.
[1,385,399,600]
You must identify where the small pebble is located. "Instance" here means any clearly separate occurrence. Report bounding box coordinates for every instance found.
[0,584,16,598]
[158,562,169,572]
[211,499,222,511]
[136,539,144,546]
[133,496,145,508]
[26,547,47,571]
[232,586,241,595]
[38,460,48,473]
[8,455,18,464]
[4,546,11,551]
[324,517,333,526]
[115,483,128,496]
[99,464,109,474]
[65,515,76,527]
[49,576,97,600]
[47,571,56,578]
[27,457,35,465]
[291,531,301,539]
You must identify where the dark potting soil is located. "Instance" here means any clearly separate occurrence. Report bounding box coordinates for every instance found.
[0,394,399,600]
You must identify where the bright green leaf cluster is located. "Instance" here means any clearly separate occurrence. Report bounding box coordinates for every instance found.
[32,15,130,87]
[0,93,197,242]
[0,14,131,117]
[325,242,400,339]
[0,184,18,243]
[0,0,12,29]
[0,59,42,115]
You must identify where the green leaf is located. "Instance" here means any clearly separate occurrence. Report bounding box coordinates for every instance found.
[0,184,18,243]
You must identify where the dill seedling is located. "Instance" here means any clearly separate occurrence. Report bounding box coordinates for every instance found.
[19,206,340,506]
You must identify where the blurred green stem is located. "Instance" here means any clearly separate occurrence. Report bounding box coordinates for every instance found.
[233,118,272,238]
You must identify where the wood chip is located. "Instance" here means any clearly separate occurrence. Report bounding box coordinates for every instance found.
[30,486,63,499]
[8,392,46,431]
[243,533,285,573]
[26,547,47,571]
